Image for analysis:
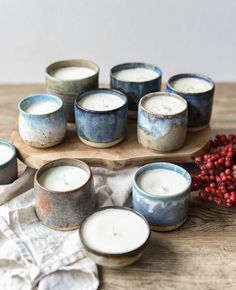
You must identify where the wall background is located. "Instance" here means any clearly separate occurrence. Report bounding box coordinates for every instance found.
[0,0,235,84]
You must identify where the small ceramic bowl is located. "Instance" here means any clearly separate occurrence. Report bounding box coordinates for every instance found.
[34,158,96,231]
[137,92,188,152]
[18,94,67,148]
[110,62,162,118]
[79,206,151,268]
[75,88,128,148]
[0,140,17,185]
[166,73,215,131]
[132,162,192,231]
[45,59,99,122]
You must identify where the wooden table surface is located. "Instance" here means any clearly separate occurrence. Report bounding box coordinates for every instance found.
[0,84,236,290]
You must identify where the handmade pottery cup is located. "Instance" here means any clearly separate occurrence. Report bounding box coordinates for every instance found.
[45,59,99,122]
[34,158,96,230]
[137,92,188,152]
[79,206,151,268]
[75,88,128,148]
[0,140,17,185]
[110,62,162,119]
[166,73,215,131]
[18,94,67,148]
[132,162,192,231]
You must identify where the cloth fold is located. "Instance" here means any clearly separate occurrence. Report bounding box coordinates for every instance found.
[0,166,138,290]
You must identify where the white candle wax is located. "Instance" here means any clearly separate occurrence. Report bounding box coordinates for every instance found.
[172,77,212,93]
[52,66,95,80]
[114,68,159,82]
[143,95,186,115]
[24,101,60,115]
[39,165,89,191]
[79,93,125,111]
[137,168,188,195]
[0,143,14,165]
[82,208,149,254]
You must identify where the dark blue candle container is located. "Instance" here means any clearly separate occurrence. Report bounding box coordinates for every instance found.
[110,63,162,118]
[75,88,128,148]
[166,73,215,131]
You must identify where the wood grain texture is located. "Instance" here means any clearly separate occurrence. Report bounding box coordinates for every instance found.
[0,83,236,290]
[11,122,210,170]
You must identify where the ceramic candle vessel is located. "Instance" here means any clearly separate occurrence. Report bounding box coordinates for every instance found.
[45,59,99,122]
[34,158,96,231]
[110,62,162,119]
[0,140,17,185]
[75,88,128,148]
[80,206,151,268]
[132,162,192,231]
[18,94,67,148]
[166,73,215,131]
[138,92,188,152]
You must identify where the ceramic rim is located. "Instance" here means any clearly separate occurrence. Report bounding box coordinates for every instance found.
[167,73,215,95]
[110,62,162,84]
[75,88,128,114]
[133,162,192,199]
[79,206,151,257]
[34,158,92,194]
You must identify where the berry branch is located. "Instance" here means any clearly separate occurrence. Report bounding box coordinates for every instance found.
[191,134,236,207]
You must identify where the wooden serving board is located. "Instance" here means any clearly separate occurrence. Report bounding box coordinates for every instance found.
[11,122,210,169]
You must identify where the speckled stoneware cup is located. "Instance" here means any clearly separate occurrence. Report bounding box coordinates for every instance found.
[45,59,99,122]
[75,88,128,148]
[0,141,17,185]
[132,162,192,231]
[166,73,215,131]
[18,94,67,148]
[34,158,96,231]
[137,92,188,152]
[110,62,162,119]
[80,206,151,268]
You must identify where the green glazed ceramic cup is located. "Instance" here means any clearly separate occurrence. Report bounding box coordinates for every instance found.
[45,59,99,122]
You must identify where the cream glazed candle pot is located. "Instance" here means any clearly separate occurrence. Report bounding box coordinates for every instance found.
[18,94,67,148]
[45,59,99,122]
[137,92,188,152]
[75,88,128,148]
[110,62,162,118]
[166,73,215,131]
[132,162,192,231]
[80,207,150,268]
[34,158,96,230]
[0,140,17,184]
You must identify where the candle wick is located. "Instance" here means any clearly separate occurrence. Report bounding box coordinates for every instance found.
[63,173,69,185]
[102,98,109,109]
[160,186,168,192]
[160,102,171,113]
[112,226,118,237]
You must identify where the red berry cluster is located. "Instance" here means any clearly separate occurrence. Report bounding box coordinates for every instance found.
[192,134,236,207]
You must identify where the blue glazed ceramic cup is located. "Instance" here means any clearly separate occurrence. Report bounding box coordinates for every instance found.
[75,88,128,148]
[166,73,215,131]
[0,140,17,185]
[110,62,162,118]
[18,94,67,148]
[137,92,188,152]
[132,162,192,231]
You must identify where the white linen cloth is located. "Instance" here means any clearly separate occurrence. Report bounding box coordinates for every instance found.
[0,166,138,290]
